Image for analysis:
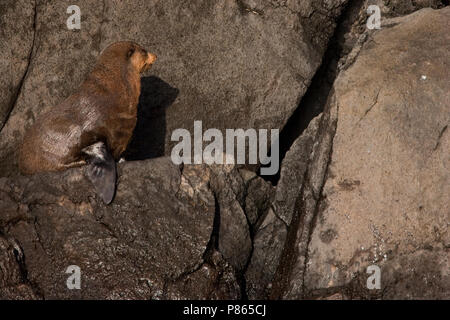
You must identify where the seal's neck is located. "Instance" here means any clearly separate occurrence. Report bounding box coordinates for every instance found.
[87,61,141,100]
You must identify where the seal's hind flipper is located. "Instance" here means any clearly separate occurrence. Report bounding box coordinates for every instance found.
[81,142,116,204]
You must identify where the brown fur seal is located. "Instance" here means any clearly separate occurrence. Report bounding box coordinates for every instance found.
[19,41,157,203]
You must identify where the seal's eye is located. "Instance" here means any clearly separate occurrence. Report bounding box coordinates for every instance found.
[127,47,135,59]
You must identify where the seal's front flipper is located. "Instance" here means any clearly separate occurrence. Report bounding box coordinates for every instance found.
[82,142,116,204]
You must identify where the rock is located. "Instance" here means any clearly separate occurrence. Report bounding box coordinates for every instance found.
[0,156,271,299]
[245,115,322,299]
[165,250,241,299]
[329,0,449,71]
[253,5,450,300]
[378,249,449,299]
[0,0,348,176]
[0,0,35,129]
[209,165,252,272]
[0,235,39,299]
[245,208,287,299]
[380,0,447,17]
[0,158,219,299]
[299,7,450,299]
[242,171,275,228]
[274,91,338,299]
[273,115,322,226]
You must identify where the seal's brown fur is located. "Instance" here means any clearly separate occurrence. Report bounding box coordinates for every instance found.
[19,41,157,175]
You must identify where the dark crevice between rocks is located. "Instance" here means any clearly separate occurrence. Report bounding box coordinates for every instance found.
[202,193,221,264]
[204,183,254,300]
[262,0,365,185]
[96,219,118,239]
[266,0,366,298]
[433,124,447,151]
[237,247,252,300]
[236,249,252,299]
[12,242,44,299]
[32,217,47,257]
[0,229,45,299]
[236,0,264,16]
[269,177,306,299]
[0,0,38,134]
[269,95,339,299]
[236,189,255,300]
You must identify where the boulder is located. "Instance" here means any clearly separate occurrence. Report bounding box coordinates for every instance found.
[0,158,219,299]
[245,115,322,299]
[297,7,450,299]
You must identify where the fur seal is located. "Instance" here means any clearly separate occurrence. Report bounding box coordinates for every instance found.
[19,41,157,203]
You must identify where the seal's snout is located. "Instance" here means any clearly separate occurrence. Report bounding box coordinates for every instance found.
[147,52,157,65]
[142,52,157,73]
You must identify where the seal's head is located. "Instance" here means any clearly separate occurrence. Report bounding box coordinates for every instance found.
[99,41,157,74]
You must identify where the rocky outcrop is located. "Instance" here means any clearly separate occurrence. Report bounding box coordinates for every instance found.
[246,7,449,299]
[0,158,218,298]
[0,151,278,300]
[301,7,450,299]
[245,114,322,298]
[0,157,277,299]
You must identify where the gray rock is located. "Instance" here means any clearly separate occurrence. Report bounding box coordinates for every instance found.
[165,250,241,299]
[245,208,287,299]
[210,165,252,272]
[242,171,275,227]
[0,156,275,299]
[380,0,447,16]
[1,0,446,301]
[378,249,449,300]
[0,157,218,299]
[274,93,338,299]
[299,7,450,299]
[0,0,35,130]
[245,114,322,299]
[273,115,322,225]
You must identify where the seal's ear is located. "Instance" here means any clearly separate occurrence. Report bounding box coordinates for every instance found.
[127,47,135,59]
[82,142,117,204]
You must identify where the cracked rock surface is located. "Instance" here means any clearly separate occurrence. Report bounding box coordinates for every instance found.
[0,158,217,299]
[245,114,322,299]
[300,7,450,299]
[246,6,449,300]
[0,2,449,300]
[0,158,275,299]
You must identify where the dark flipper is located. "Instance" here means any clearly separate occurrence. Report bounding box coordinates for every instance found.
[81,142,116,204]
